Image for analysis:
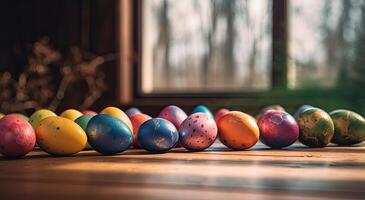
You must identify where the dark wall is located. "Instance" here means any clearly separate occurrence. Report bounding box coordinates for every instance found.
[0,0,118,112]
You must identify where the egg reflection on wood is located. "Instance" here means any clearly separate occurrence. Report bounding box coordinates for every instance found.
[158,105,187,128]
[179,113,217,151]
[138,118,179,153]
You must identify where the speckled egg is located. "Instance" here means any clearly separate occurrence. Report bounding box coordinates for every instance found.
[35,116,87,156]
[330,109,365,145]
[100,107,133,133]
[138,118,179,153]
[191,105,214,118]
[81,110,97,115]
[297,107,334,147]
[294,105,313,119]
[217,111,259,150]
[179,113,217,151]
[158,105,187,128]
[0,114,36,158]
[60,109,83,121]
[130,113,152,148]
[257,110,299,149]
[214,108,230,122]
[29,109,57,129]
[86,114,133,155]
[126,107,142,117]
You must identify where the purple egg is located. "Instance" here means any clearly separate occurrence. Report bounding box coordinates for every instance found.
[257,110,299,149]
[158,105,187,128]
[179,113,217,151]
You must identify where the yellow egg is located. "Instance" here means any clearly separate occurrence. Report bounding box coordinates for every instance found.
[0,113,4,119]
[100,107,133,133]
[60,109,83,121]
[29,109,57,129]
[35,116,87,156]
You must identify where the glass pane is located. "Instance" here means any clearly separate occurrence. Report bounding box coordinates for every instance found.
[142,0,272,93]
[289,0,365,89]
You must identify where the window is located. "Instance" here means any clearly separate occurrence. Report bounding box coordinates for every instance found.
[141,0,272,93]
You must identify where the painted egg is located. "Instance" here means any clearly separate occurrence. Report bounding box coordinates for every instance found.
[179,113,218,151]
[60,109,83,121]
[297,107,334,147]
[130,113,152,148]
[0,114,36,158]
[330,109,365,145]
[29,109,57,129]
[126,107,142,117]
[36,116,87,156]
[257,110,299,149]
[81,110,98,115]
[214,108,230,122]
[256,105,285,120]
[217,111,259,150]
[191,105,213,118]
[0,113,4,119]
[294,105,313,119]
[100,107,133,133]
[13,113,29,121]
[138,118,179,153]
[158,105,188,128]
[75,114,95,150]
[86,114,133,155]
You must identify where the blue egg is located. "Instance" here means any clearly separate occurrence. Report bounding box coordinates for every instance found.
[293,105,313,119]
[191,105,213,118]
[86,114,133,155]
[125,107,142,117]
[75,114,94,131]
[138,118,179,153]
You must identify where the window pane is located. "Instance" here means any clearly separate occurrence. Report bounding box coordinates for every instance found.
[142,0,272,93]
[289,0,365,89]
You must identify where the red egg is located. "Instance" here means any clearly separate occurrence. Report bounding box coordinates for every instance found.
[158,105,187,128]
[0,114,36,158]
[257,110,299,149]
[214,108,230,122]
[130,113,152,148]
[81,110,98,115]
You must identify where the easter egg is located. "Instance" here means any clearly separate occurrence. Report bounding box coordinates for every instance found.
[13,113,29,121]
[60,109,83,121]
[214,108,230,122]
[29,109,57,129]
[217,111,259,150]
[75,114,94,131]
[256,105,285,120]
[138,118,179,153]
[81,110,97,115]
[0,114,36,158]
[191,105,213,118]
[130,113,152,147]
[330,110,365,145]
[100,107,133,133]
[297,108,334,147]
[294,105,313,119]
[36,116,87,156]
[158,105,188,128]
[257,110,299,149]
[179,113,218,151]
[126,107,142,117]
[0,113,4,119]
[86,114,133,154]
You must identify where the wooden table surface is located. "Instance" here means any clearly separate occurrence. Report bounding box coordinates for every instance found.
[1,142,365,200]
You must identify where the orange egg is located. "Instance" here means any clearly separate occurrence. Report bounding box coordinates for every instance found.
[100,107,133,133]
[217,111,259,150]
[130,113,152,147]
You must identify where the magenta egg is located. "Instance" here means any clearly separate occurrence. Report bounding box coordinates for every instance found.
[158,105,188,128]
[0,114,36,158]
[257,110,299,149]
[214,108,230,122]
[179,113,217,151]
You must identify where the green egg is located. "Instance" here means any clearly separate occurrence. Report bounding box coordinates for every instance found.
[29,109,57,129]
[330,109,365,145]
[75,114,95,150]
[297,107,334,147]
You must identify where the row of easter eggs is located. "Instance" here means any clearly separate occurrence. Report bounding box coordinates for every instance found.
[0,104,365,159]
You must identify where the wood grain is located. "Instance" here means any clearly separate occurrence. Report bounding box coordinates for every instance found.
[0,142,364,200]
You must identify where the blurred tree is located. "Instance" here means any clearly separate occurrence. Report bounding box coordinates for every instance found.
[353,3,365,86]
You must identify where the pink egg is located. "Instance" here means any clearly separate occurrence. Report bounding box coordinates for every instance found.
[214,108,230,122]
[0,114,36,158]
[158,105,188,128]
[81,110,98,115]
[179,113,218,151]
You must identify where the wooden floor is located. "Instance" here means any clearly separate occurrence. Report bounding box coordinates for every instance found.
[1,142,365,200]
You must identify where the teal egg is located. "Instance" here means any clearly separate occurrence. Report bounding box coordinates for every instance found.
[75,114,94,131]
[191,105,213,118]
